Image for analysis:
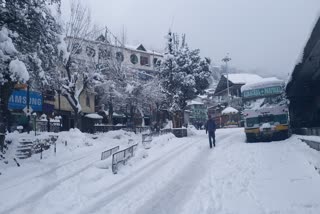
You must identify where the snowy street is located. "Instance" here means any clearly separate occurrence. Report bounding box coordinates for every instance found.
[1,128,320,214]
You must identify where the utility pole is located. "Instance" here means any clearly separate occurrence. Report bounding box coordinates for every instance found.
[26,82,30,134]
[222,54,232,104]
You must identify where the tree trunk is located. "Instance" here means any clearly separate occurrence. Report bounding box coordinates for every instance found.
[73,112,82,130]
[108,101,113,125]
[0,82,14,153]
[138,107,145,127]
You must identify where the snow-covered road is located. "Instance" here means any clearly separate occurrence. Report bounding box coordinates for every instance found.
[1,128,320,214]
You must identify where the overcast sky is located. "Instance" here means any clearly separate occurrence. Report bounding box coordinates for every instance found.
[61,0,320,80]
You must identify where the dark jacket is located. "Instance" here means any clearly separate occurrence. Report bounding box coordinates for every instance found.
[206,119,216,132]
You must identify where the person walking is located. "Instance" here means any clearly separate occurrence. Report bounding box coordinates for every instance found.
[206,115,216,148]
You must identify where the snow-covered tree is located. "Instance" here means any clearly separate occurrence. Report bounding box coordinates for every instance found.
[57,0,105,128]
[0,0,62,151]
[160,31,211,128]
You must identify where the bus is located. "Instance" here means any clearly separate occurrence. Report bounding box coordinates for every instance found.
[241,78,290,142]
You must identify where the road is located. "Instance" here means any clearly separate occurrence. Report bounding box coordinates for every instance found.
[1,128,320,214]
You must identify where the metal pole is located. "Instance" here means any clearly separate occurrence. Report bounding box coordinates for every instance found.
[27,83,30,134]
[34,116,36,136]
[58,90,61,131]
[222,54,232,105]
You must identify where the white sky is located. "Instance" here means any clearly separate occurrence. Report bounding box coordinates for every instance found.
[61,0,320,80]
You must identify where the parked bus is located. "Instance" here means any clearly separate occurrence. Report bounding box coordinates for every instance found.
[241,78,290,142]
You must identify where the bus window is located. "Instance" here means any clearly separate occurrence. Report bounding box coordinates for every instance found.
[246,117,259,127]
[274,114,288,124]
[258,115,274,124]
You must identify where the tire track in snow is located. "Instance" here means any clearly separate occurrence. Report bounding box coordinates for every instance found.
[1,153,104,214]
[134,133,240,214]
[2,137,195,214]
[0,144,113,191]
[81,133,232,214]
[75,139,197,214]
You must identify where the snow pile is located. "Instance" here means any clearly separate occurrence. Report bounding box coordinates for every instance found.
[222,106,239,115]
[164,120,173,129]
[224,73,263,85]
[187,125,198,136]
[9,59,29,82]
[241,77,284,92]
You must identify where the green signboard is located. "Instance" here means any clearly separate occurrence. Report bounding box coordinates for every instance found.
[242,86,283,98]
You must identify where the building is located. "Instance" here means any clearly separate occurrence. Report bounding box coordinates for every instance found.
[48,90,96,131]
[66,35,163,127]
[184,100,207,128]
[286,17,320,134]
[208,73,264,127]
[66,35,163,80]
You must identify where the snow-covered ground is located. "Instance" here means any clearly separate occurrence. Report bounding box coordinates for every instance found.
[1,128,320,214]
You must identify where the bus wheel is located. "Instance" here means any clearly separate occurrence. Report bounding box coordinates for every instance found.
[246,134,255,143]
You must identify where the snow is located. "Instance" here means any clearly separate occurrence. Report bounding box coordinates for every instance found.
[0,27,18,56]
[164,120,173,129]
[186,100,204,106]
[125,84,134,94]
[259,123,271,131]
[224,73,263,85]
[1,128,320,214]
[241,77,284,92]
[85,113,103,119]
[222,106,239,115]
[9,58,29,82]
[124,44,163,56]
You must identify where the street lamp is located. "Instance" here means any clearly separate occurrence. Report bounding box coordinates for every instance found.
[32,112,37,136]
[222,54,232,104]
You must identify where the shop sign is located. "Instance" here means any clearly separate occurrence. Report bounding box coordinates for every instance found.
[8,90,42,111]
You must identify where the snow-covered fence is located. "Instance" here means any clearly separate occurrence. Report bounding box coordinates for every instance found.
[293,127,320,136]
[101,146,120,160]
[112,144,138,174]
[160,129,172,135]
[300,139,320,151]
[171,128,187,138]
[136,126,150,133]
[93,125,126,133]
[36,120,60,133]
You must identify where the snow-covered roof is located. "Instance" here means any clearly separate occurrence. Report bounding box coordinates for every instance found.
[223,73,263,85]
[241,77,284,92]
[186,100,204,106]
[222,107,239,115]
[85,113,103,119]
[104,111,125,118]
[125,44,163,56]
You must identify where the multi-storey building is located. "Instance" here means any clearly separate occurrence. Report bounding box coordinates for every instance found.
[67,35,163,80]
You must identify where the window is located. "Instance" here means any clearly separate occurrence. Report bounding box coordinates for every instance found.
[98,48,111,60]
[86,95,91,107]
[274,114,288,124]
[246,117,259,127]
[153,58,158,65]
[258,115,274,124]
[140,55,149,66]
[86,46,96,58]
[116,52,124,62]
[72,43,82,54]
[130,54,138,64]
